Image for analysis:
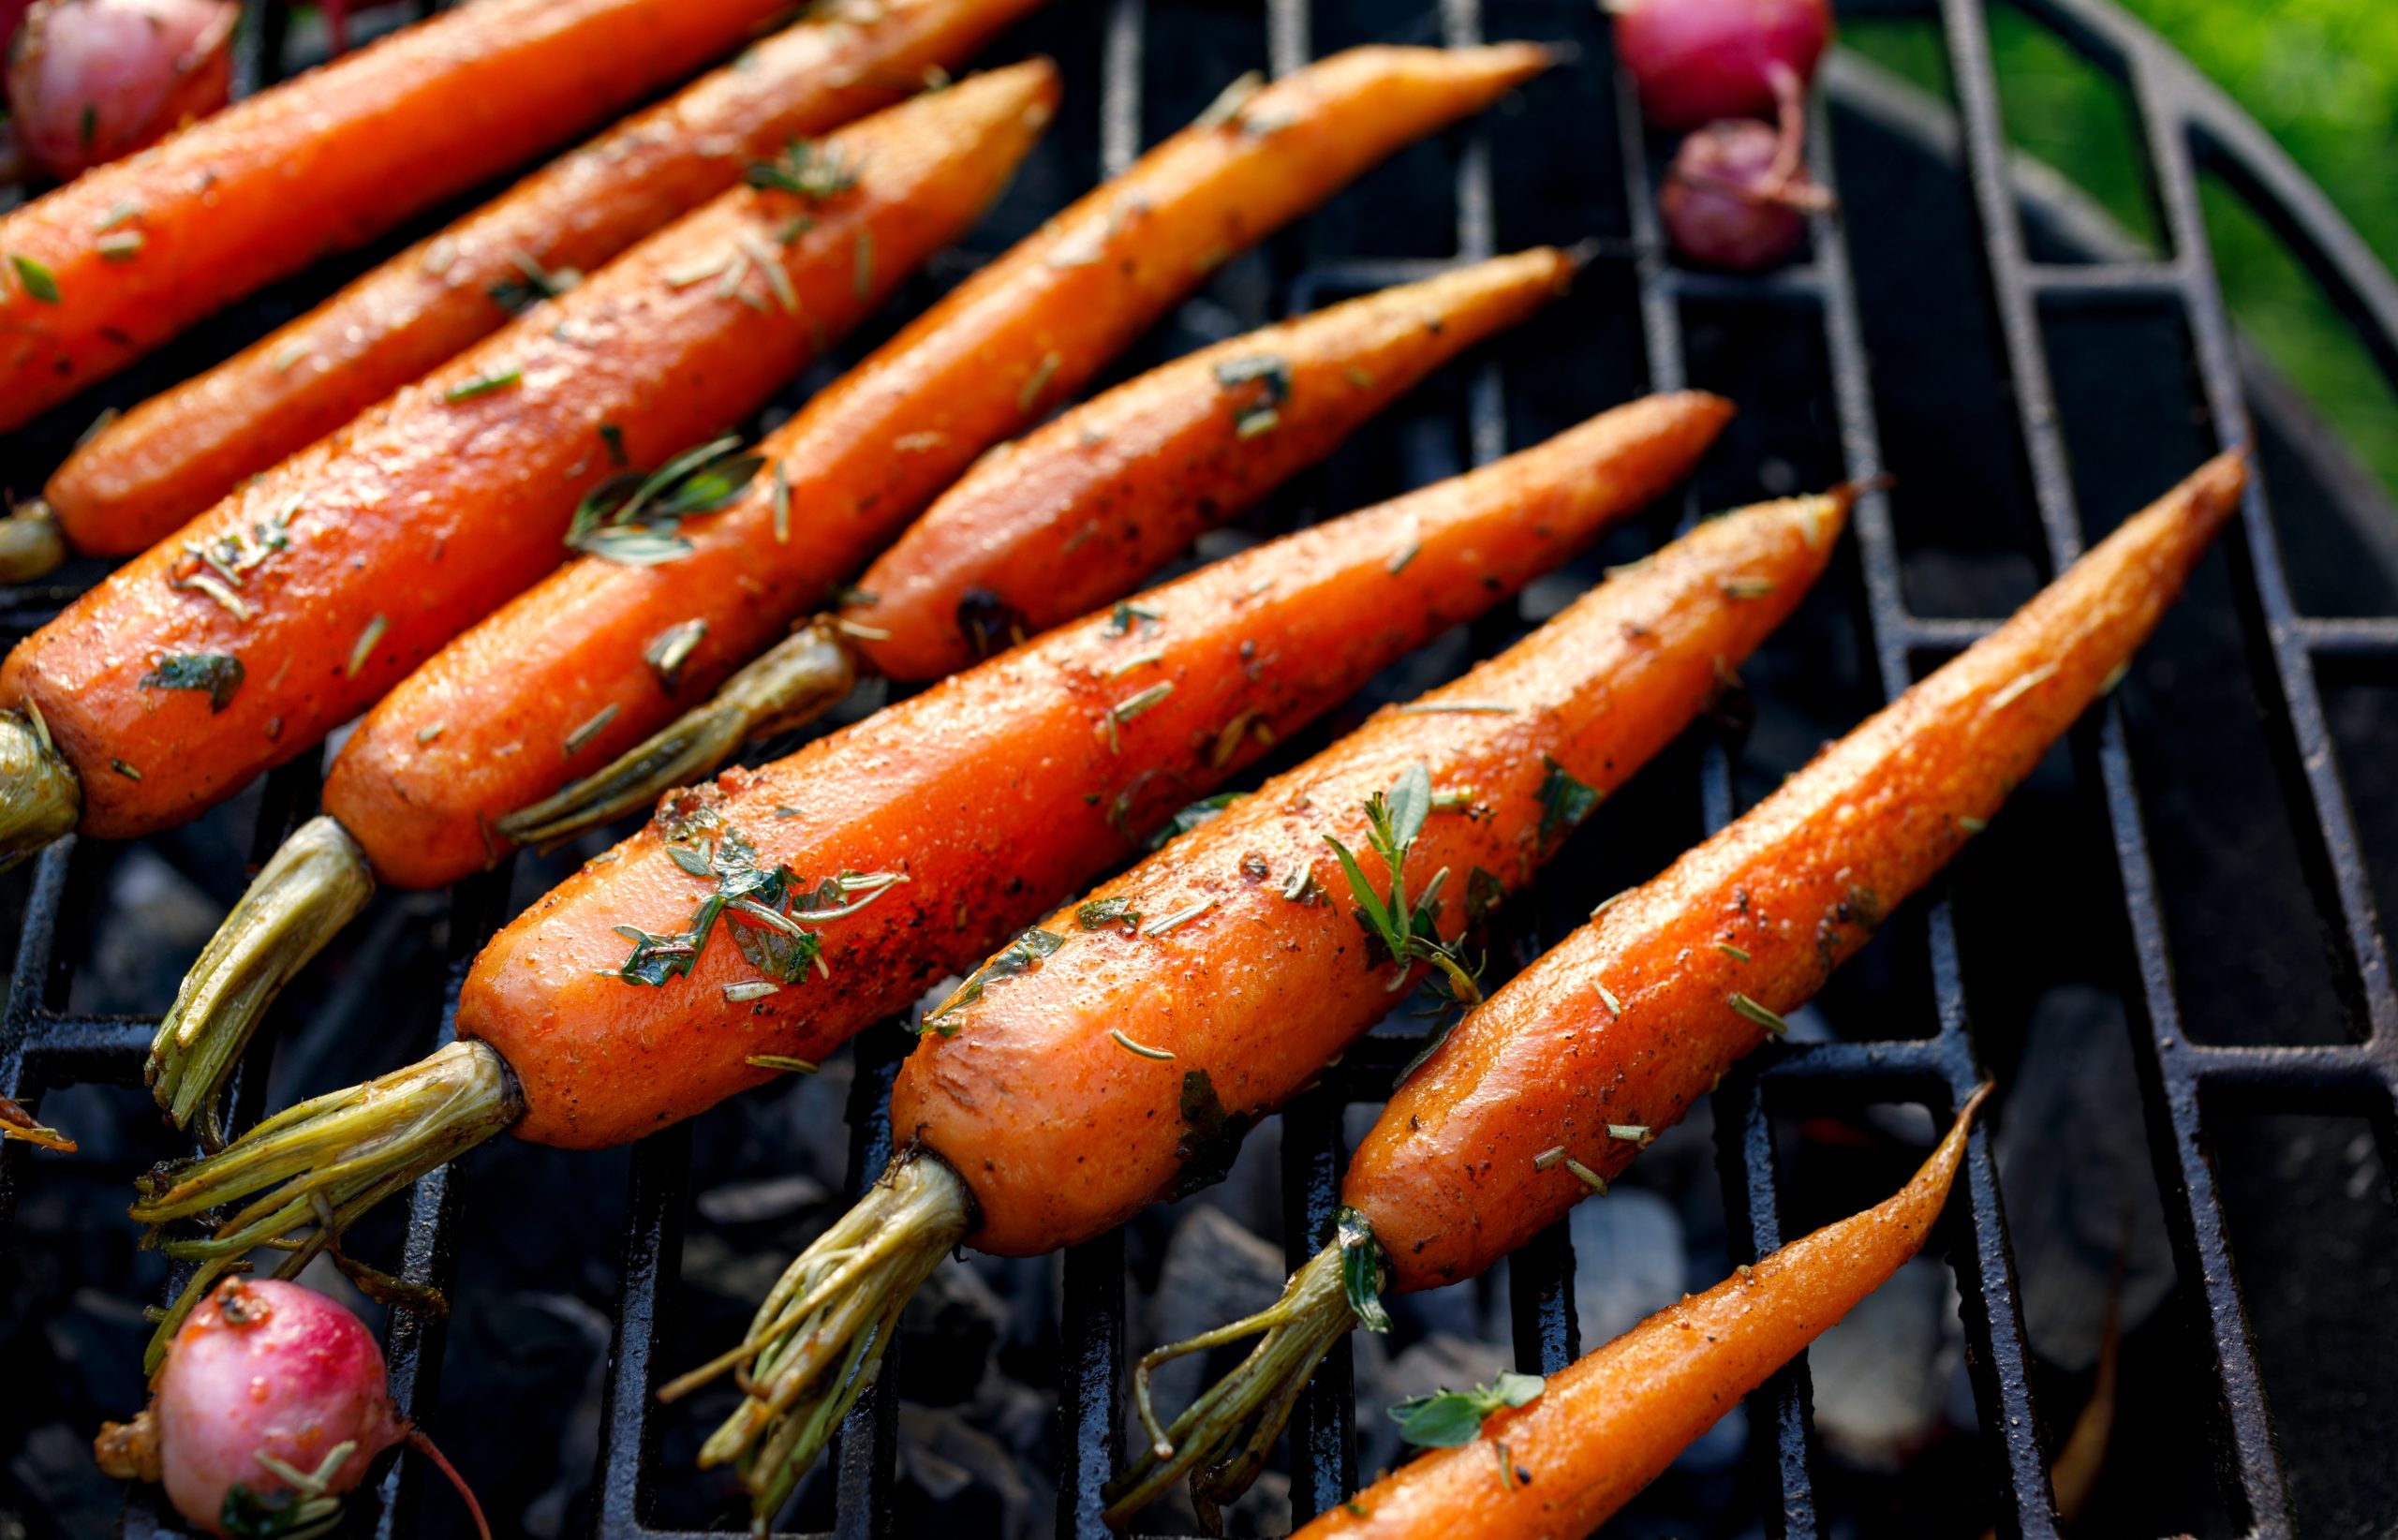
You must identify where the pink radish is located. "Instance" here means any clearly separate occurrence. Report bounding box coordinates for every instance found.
[1660,115,1832,271]
[6,0,237,182]
[1609,0,1831,129]
[95,1278,488,1539]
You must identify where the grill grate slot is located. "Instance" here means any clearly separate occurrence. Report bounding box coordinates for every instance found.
[4,0,2395,1536]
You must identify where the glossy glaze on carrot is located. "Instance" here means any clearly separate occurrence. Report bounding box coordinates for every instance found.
[0,67,1060,840]
[0,0,794,432]
[42,0,1048,555]
[1348,452,2248,1292]
[850,247,1576,681]
[1296,1095,1983,1540]
[457,392,1729,1149]
[888,488,1846,1255]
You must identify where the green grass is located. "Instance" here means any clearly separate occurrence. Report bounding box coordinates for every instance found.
[1840,0,2398,502]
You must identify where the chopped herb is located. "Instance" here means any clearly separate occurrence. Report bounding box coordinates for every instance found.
[347,615,387,679]
[1464,866,1507,927]
[564,703,620,756]
[111,759,141,779]
[1192,70,1264,132]
[1344,365,1377,390]
[269,339,312,374]
[1728,992,1790,1038]
[1959,814,1988,834]
[488,250,579,313]
[664,255,733,289]
[833,585,877,608]
[1234,407,1280,438]
[2100,659,2131,695]
[1335,1205,1394,1332]
[568,435,763,566]
[1533,1146,1566,1171]
[1214,353,1290,437]
[1395,701,1514,716]
[416,723,445,746]
[1608,1123,1655,1148]
[599,422,628,466]
[747,138,860,201]
[96,231,144,262]
[1591,889,1632,919]
[1106,682,1175,750]
[1167,1067,1255,1199]
[138,653,244,713]
[1323,762,1483,1007]
[644,619,708,690]
[1595,981,1622,1014]
[1147,791,1242,850]
[1109,1028,1176,1060]
[1104,649,1164,680]
[1141,897,1216,938]
[1385,541,1420,576]
[1017,349,1061,411]
[775,805,802,818]
[1986,662,2059,713]
[1537,755,1600,844]
[724,981,781,1003]
[422,238,459,277]
[74,406,118,448]
[772,459,791,543]
[1717,940,1751,962]
[746,1053,820,1074]
[852,229,874,300]
[1720,576,1777,599]
[443,370,521,403]
[1280,864,1322,904]
[95,200,142,232]
[1209,707,1263,768]
[618,810,904,989]
[9,254,58,304]
[1076,896,1141,931]
[1564,1158,1608,1193]
[923,926,1066,1030]
[1104,600,1162,637]
[736,232,800,314]
[1389,1371,1545,1450]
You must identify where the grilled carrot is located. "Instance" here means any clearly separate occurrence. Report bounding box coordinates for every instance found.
[125,392,1730,1378]
[849,247,1576,682]
[1109,452,2249,1521]
[145,253,1573,1143]
[324,44,1556,889]
[0,0,794,435]
[662,481,1844,1518]
[32,0,1049,568]
[0,65,1060,847]
[1294,1090,1988,1540]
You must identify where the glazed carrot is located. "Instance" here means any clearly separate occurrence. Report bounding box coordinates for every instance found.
[659,482,1844,1518]
[0,0,794,434]
[31,0,1050,567]
[143,253,1573,1143]
[1109,452,2248,1521]
[126,392,1730,1377]
[323,44,1556,892]
[1293,1091,1988,1540]
[0,65,1061,847]
[849,246,1576,681]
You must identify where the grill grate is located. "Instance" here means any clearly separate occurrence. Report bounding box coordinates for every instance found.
[3,0,2396,1536]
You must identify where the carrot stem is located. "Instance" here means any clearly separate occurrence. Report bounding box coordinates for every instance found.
[0,502,65,585]
[0,707,78,867]
[146,816,376,1142]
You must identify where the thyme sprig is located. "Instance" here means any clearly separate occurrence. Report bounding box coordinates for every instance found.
[1389,1370,1544,1449]
[747,138,861,201]
[567,435,764,566]
[920,927,1066,1034]
[1323,763,1482,1006]
[615,807,903,988]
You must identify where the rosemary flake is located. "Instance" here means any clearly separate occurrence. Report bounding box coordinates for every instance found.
[1111,681,1174,725]
[1608,1123,1655,1148]
[772,460,791,543]
[747,138,859,201]
[1563,1158,1609,1194]
[1590,888,1633,919]
[1959,814,1988,834]
[1728,992,1790,1038]
[1986,662,2059,713]
[564,703,620,756]
[852,229,874,300]
[1532,1145,1566,1172]
[1192,70,1265,132]
[1109,1028,1176,1061]
[111,758,141,779]
[1385,541,1421,576]
[1595,981,1622,1014]
[1717,940,1751,962]
[724,981,781,1002]
[96,231,144,262]
[1720,576,1777,600]
[746,1053,819,1074]
[1104,649,1164,680]
[1017,349,1062,412]
[443,370,521,403]
[738,232,801,315]
[1076,896,1141,931]
[416,723,445,746]
[346,615,387,679]
[1140,897,1216,938]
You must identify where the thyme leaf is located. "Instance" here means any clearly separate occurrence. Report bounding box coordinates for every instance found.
[1076,896,1141,931]
[1537,755,1600,844]
[567,435,762,566]
[747,139,860,201]
[922,927,1066,1032]
[1390,1371,1544,1449]
[1335,1205,1393,1333]
[138,653,244,713]
[1323,763,1482,1006]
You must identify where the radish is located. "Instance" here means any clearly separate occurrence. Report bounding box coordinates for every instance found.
[95,1278,489,1539]
[1660,115,1832,271]
[6,0,237,182]
[1608,0,1830,129]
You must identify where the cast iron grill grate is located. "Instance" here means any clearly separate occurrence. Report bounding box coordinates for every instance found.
[3,0,2395,1535]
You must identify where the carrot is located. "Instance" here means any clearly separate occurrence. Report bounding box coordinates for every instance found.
[125,392,1730,1380]
[849,247,1576,682]
[1292,1090,1989,1540]
[0,0,795,435]
[659,481,1845,1518]
[144,252,1574,1143]
[0,65,1062,847]
[29,0,1051,569]
[321,44,1556,893]
[1108,452,2249,1522]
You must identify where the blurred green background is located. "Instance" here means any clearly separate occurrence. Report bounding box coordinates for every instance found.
[1840,0,2398,500]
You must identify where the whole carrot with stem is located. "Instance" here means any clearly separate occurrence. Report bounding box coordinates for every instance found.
[1106,452,2248,1521]
[123,392,1730,1382]
[13,0,1050,578]
[664,482,1849,1520]
[145,250,1576,1143]
[1291,1088,1990,1540]
[0,65,1060,854]
[0,0,796,436]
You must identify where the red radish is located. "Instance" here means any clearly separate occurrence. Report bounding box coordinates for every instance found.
[6,0,237,182]
[94,1278,489,1539]
[1609,0,1830,129]
[1661,115,1831,270]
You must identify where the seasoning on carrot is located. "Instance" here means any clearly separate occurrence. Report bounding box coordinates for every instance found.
[124,391,1731,1382]
[0,65,1061,859]
[1105,451,2249,1521]
[0,0,797,437]
[662,481,1848,1522]
[136,81,1572,1145]
[1290,1088,1991,1540]
[506,244,1577,850]
[18,0,1051,576]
